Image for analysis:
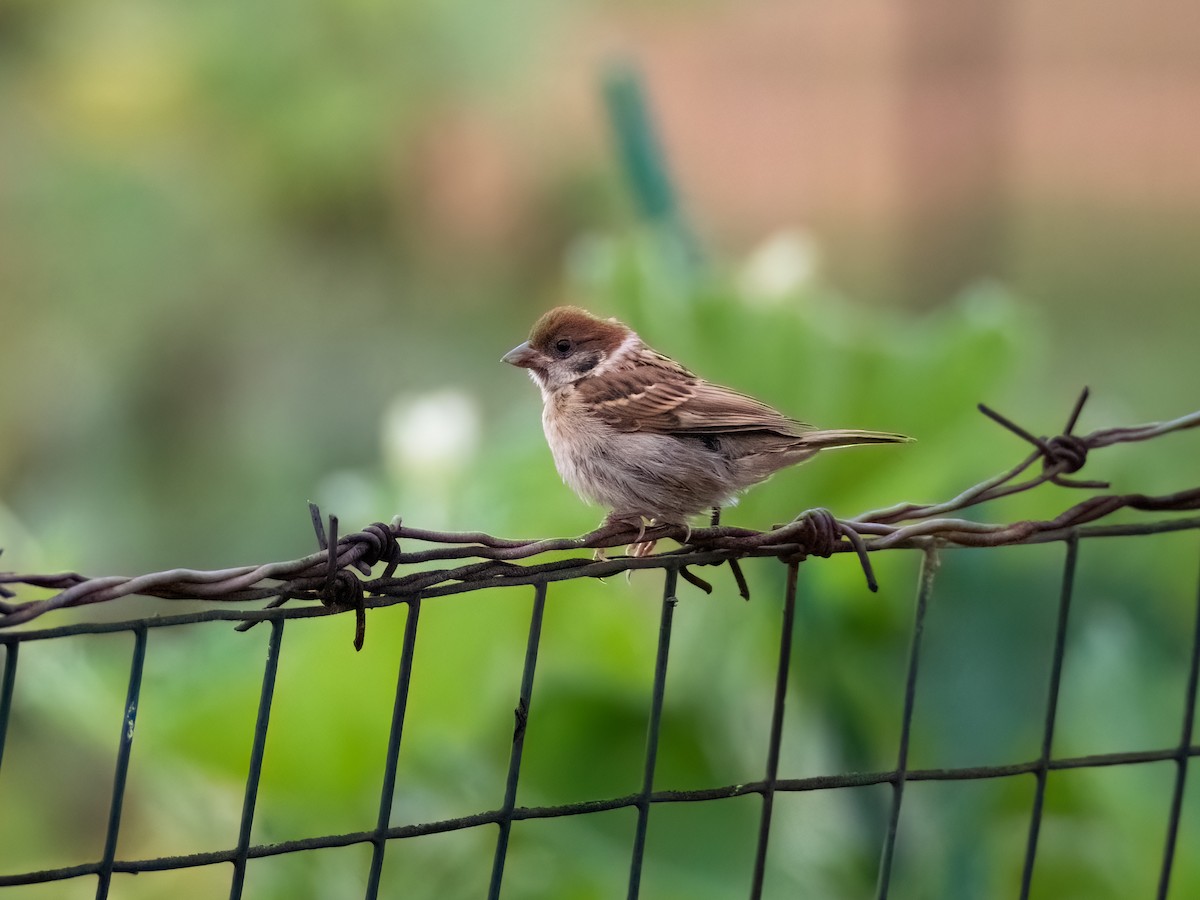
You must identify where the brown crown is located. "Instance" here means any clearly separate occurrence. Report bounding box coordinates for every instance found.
[528,306,630,352]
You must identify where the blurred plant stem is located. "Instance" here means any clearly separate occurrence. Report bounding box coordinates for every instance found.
[602,60,704,292]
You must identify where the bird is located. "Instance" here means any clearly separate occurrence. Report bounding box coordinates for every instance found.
[502,306,910,554]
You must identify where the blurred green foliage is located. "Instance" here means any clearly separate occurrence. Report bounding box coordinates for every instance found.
[1,1,1199,898]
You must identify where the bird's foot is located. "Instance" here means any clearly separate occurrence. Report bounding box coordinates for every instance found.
[626,515,658,557]
[592,514,649,558]
[597,515,692,557]
[628,539,658,558]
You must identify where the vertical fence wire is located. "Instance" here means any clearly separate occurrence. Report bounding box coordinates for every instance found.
[365,599,423,900]
[875,546,938,900]
[95,626,148,900]
[229,618,284,900]
[1019,532,1080,899]
[749,561,800,899]
[1155,538,1200,900]
[0,643,18,775]
[627,566,680,900]
[488,582,549,899]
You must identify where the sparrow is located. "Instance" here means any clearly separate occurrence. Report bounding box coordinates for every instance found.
[503,306,909,553]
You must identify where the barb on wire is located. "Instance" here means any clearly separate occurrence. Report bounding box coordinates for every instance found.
[977,387,1105,488]
[2,390,1199,643]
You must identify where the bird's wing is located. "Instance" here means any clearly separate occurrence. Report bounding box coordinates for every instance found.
[577,360,808,436]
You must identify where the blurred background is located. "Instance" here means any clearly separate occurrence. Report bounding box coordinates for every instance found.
[1,0,1198,897]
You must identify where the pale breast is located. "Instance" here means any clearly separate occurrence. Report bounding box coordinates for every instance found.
[542,395,615,506]
[541,391,739,522]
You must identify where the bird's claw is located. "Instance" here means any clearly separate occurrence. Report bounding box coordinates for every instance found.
[628,539,658,558]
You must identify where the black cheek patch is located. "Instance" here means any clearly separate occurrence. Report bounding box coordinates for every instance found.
[572,353,601,374]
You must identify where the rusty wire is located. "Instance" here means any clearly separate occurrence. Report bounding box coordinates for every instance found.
[1,389,1198,642]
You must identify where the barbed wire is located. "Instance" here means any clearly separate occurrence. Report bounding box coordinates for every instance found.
[2,389,1198,646]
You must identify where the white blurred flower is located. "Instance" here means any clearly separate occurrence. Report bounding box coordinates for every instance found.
[738,229,821,304]
[381,389,481,482]
[381,389,481,528]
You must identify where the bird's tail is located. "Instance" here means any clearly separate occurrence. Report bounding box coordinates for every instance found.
[800,429,913,450]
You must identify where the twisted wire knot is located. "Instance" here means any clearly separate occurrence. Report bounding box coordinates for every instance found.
[351,522,401,568]
[794,508,842,559]
[320,568,367,651]
[1043,434,1088,473]
[321,568,364,610]
[783,508,878,592]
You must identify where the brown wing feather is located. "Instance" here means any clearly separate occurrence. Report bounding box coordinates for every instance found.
[669,381,809,435]
[577,357,808,436]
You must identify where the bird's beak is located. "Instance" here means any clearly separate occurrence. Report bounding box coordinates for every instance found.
[502,341,541,368]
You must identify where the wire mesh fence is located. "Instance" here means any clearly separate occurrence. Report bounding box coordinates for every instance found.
[2,394,1199,898]
[1,526,1198,898]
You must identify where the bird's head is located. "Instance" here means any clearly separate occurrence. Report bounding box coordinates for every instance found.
[502,306,633,393]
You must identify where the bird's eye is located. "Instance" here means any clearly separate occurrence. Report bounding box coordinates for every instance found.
[554,339,572,355]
